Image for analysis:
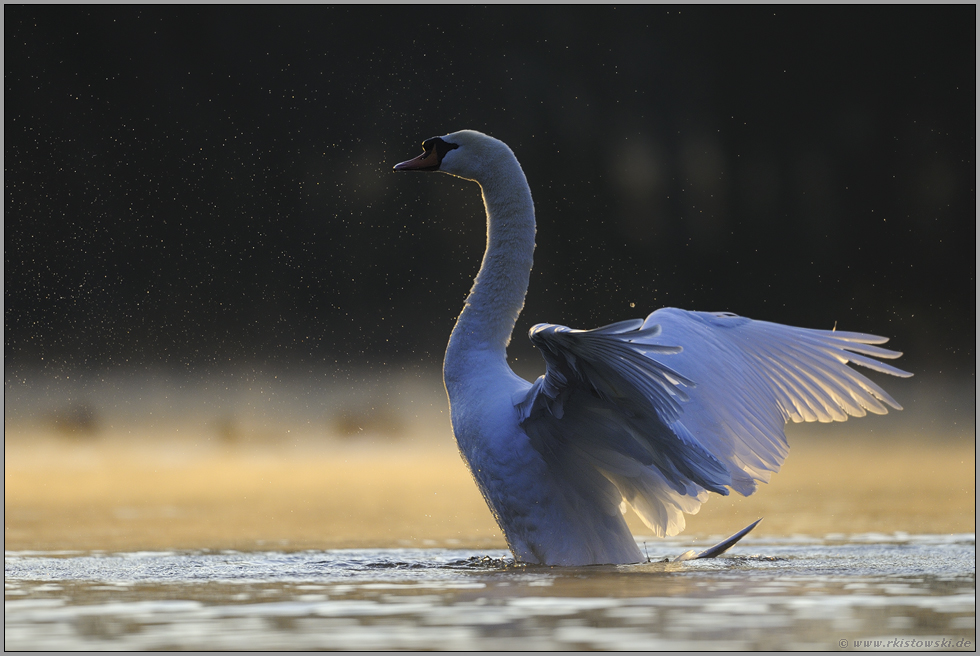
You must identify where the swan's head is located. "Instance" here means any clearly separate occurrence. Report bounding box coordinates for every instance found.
[393,130,515,183]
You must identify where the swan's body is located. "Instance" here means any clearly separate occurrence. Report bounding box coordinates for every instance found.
[395,130,911,566]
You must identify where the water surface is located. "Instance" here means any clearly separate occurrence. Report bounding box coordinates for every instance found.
[6,533,975,650]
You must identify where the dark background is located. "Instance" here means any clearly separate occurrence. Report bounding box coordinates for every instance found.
[5,6,975,385]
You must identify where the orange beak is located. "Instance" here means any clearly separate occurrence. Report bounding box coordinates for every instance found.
[393,148,440,171]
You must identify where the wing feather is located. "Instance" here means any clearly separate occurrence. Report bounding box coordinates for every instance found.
[515,307,911,537]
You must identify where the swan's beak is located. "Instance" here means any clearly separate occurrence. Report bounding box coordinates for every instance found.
[393,149,440,171]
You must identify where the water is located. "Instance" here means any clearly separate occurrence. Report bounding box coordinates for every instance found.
[5,534,975,650]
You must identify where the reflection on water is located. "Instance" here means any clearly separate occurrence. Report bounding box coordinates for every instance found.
[5,534,975,650]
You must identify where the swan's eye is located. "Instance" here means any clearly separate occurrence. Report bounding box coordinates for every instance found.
[432,139,459,158]
[399,137,459,171]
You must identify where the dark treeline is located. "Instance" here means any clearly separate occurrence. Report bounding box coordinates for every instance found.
[5,6,975,381]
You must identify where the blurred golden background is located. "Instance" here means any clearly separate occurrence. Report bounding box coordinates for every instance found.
[5,372,974,553]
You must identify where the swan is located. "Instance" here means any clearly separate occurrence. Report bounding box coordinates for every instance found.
[394,130,911,566]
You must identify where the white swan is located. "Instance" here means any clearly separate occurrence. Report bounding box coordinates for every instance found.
[394,130,911,566]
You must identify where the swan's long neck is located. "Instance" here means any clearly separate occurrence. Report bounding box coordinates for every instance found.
[444,156,535,383]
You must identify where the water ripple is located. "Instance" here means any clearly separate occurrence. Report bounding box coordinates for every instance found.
[5,534,975,650]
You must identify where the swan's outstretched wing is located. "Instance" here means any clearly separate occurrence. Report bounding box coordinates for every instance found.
[515,308,911,536]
